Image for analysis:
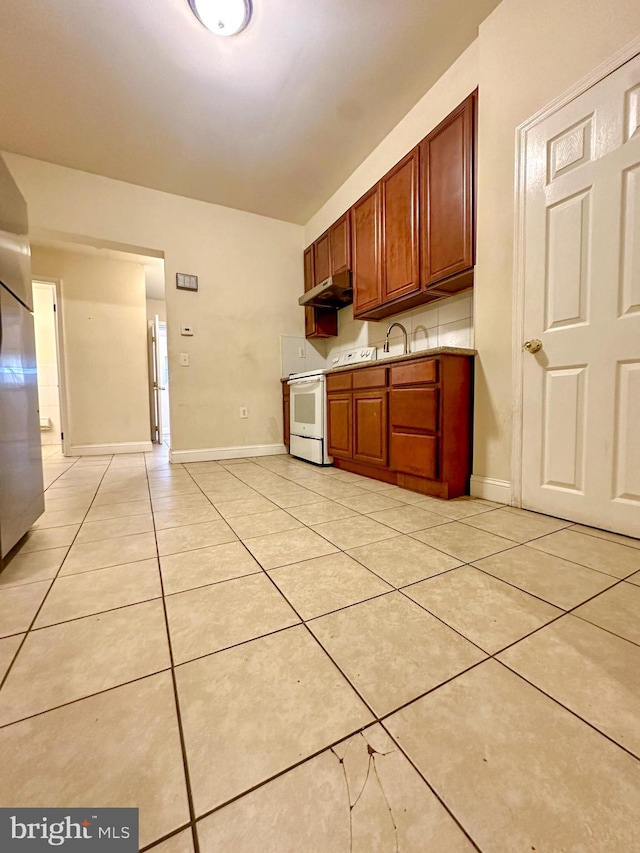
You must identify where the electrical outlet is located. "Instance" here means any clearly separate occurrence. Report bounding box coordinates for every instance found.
[298,346,305,358]
[240,406,248,419]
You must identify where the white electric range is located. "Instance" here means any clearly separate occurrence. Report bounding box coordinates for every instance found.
[287,347,377,465]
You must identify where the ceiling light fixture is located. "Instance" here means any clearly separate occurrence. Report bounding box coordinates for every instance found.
[188,0,252,37]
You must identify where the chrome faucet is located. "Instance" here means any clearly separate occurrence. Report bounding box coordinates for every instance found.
[383,322,409,355]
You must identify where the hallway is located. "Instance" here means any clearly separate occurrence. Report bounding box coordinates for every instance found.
[0,447,639,851]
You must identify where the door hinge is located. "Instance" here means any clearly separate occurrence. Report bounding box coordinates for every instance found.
[60,431,64,440]
[53,304,57,312]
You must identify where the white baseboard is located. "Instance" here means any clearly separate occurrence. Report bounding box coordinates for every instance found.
[169,443,287,464]
[470,475,512,505]
[68,441,153,456]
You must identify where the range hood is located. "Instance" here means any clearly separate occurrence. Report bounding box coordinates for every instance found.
[298,269,352,309]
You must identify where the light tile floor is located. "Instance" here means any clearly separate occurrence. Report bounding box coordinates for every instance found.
[1,444,639,851]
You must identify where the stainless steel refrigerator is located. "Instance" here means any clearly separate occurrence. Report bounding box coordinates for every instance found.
[0,155,44,562]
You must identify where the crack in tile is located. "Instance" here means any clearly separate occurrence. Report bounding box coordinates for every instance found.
[333,732,402,852]
[371,753,399,853]
[330,746,353,853]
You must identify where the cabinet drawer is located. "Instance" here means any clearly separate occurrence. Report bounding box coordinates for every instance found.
[352,366,388,390]
[390,388,438,433]
[390,433,438,480]
[326,372,352,392]
[390,359,438,386]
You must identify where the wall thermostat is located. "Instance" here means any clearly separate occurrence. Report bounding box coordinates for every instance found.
[176,272,198,292]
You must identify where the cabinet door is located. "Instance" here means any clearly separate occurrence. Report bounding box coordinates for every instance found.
[420,92,475,286]
[327,393,352,459]
[352,185,382,315]
[381,147,420,303]
[353,390,388,467]
[314,230,331,284]
[303,246,314,292]
[330,212,351,275]
[304,246,315,337]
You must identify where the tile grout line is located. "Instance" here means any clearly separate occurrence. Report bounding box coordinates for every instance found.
[259,565,486,853]
[2,523,635,734]
[144,452,201,853]
[379,716,486,853]
[0,453,112,694]
[4,453,638,846]
[492,657,640,764]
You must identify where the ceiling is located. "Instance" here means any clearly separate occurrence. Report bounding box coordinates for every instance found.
[0,0,500,224]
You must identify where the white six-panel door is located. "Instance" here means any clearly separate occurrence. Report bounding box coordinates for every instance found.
[521,53,640,537]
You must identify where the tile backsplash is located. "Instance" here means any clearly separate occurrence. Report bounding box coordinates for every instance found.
[281,291,473,376]
[327,290,474,361]
[280,335,328,377]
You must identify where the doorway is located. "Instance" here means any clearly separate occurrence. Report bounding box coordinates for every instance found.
[32,280,67,455]
[148,314,170,446]
[514,48,640,537]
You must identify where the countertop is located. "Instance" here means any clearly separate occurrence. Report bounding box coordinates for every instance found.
[282,346,476,381]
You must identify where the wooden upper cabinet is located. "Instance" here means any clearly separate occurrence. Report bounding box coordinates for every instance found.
[303,246,314,292]
[303,244,337,338]
[301,91,476,328]
[329,212,351,275]
[420,92,475,286]
[303,246,314,337]
[381,147,420,304]
[314,230,331,284]
[352,184,382,315]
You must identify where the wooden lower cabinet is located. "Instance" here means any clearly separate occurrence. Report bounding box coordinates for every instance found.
[326,354,473,498]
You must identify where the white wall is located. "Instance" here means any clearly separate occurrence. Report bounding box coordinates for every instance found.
[146,298,166,323]
[32,282,61,446]
[31,246,150,453]
[304,42,480,245]
[4,155,305,459]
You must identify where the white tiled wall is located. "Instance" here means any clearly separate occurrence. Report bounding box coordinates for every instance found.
[280,335,328,377]
[326,290,474,361]
[37,363,61,446]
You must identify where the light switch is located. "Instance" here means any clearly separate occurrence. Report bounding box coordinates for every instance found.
[180,352,190,366]
[181,325,194,336]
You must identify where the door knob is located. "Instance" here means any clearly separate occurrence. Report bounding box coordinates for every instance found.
[523,339,543,354]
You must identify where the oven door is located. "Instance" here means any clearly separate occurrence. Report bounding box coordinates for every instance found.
[288,376,324,440]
